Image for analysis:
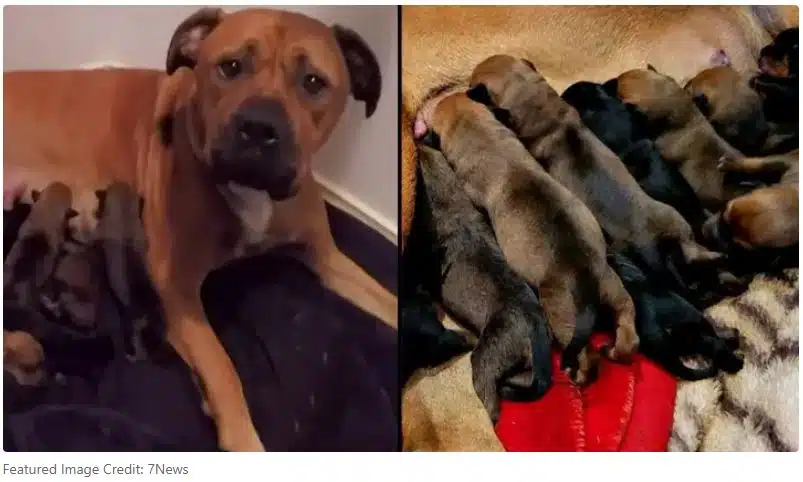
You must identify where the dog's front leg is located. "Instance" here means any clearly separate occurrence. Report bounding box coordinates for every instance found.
[163,294,264,452]
[315,247,398,329]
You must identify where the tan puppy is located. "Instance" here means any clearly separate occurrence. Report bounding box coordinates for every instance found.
[3,330,45,387]
[613,67,758,211]
[683,66,795,155]
[705,150,799,250]
[468,56,722,292]
[4,8,393,451]
[422,92,639,383]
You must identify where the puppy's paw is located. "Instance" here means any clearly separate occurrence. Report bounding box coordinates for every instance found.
[604,325,640,363]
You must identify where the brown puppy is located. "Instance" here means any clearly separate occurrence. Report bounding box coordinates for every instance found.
[422,92,639,383]
[4,182,75,306]
[3,329,45,387]
[684,66,796,155]
[4,8,391,451]
[468,56,722,293]
[612,67,760,211]
[705,150,799,251]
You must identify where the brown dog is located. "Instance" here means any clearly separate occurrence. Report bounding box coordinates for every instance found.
[422,92,639,383]
[4,7,394,451]
[468,56,723,294]
[612,67,758,211]
[683,66,796,155]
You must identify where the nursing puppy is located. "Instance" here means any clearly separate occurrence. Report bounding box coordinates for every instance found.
[607,250,744,380]
[703,150,799,271]
[561,81,708,234]
[468,56,722,294]
[610,66,757,211]
[4,182,76,306]
[421,92,640,385]
[683,66,796,156]
[750,73,799,125]
[410,144,553,420]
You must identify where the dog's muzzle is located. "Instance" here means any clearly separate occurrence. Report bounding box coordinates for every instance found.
[212,96,298,200]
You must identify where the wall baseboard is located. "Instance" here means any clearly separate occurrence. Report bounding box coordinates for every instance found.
[314,174,398,246]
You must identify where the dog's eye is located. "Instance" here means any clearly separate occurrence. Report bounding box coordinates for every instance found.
[302,74,328,96]
[217,59,243,80]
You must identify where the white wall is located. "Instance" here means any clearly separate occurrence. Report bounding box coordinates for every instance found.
[3,5,398,240]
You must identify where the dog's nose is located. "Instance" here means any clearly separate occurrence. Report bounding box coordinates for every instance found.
[234,98,286,147]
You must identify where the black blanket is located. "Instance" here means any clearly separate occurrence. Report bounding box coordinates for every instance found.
[3,204,398,452]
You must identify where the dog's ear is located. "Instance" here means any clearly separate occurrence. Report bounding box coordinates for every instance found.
[420,129,442,150]
[691,93,711,117]
[152,67,196,147]
[166,8,225,74]
[466,83,495,107]
[646,63,658,72]
[492,107,514,129]
[332,25,382,118]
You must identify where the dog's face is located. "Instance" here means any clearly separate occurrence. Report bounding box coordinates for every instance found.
[759,27,798,78]
[164,8,382,200]
[683,66,769,153]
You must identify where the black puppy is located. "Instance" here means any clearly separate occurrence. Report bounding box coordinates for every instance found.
[606,250,744,380]
[759,27,798,78]
[399,287,474,388]
[408,144,553,422]
[562,81,709,235]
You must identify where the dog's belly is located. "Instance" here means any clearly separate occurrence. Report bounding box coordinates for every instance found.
[403,6,768,109]
[4,70,163,201]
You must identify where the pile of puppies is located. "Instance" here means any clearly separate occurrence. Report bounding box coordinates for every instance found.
[403,29,798,422]
[3,181,166,392]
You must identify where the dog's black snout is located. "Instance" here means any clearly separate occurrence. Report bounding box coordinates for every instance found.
[234,99,285,147]
[213,96,300,199]
[237,118,279,147]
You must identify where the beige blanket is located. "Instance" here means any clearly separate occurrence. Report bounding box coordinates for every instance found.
[669,269,799,452]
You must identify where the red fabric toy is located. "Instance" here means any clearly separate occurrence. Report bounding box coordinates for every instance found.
[495,333,677,452]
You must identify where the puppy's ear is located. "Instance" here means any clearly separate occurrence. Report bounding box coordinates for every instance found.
[166,8,225,74]
[521,58,538,72]
[420,129,442,150]
[646,63,658,72]
[333,25,382,118]
[691,93,712,117]
[466,83,495,107]
[492,107,514,129]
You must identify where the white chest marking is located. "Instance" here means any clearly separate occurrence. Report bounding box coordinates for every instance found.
[218,182,274,247]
